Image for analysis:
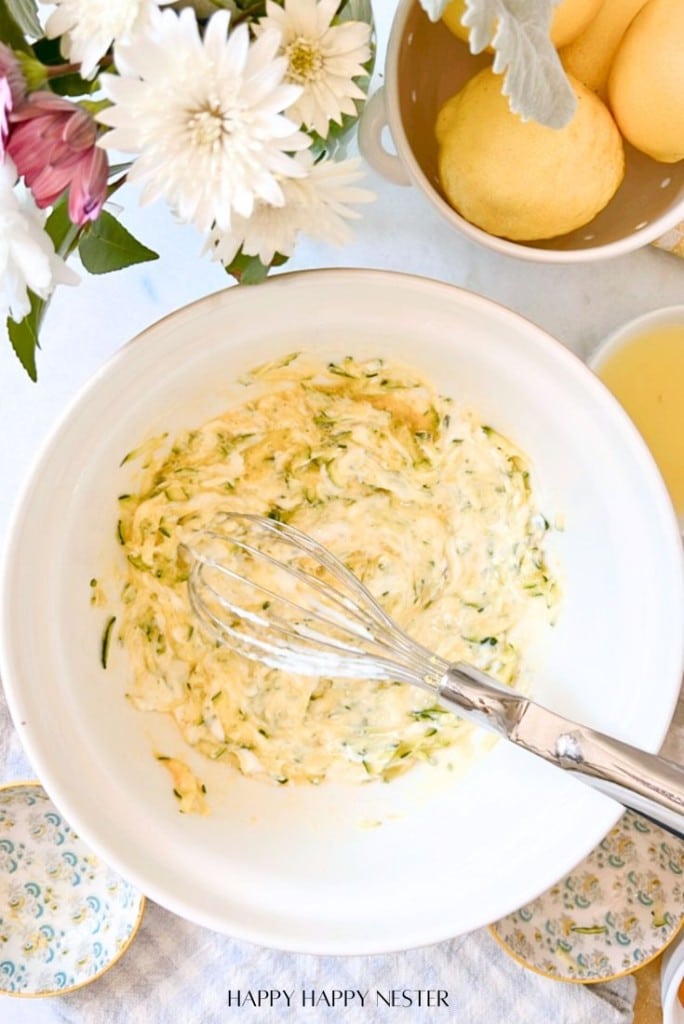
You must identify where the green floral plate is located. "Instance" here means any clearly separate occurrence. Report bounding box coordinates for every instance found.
[0,781,145,997]
[490,809,684,983]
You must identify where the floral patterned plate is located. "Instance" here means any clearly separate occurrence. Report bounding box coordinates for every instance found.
[0,781,145,997]
[490,809,684,983]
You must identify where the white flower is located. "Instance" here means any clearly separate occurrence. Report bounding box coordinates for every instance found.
[0,158,78,323]
[97,7,310,233]
[42,0,175,80]
[257,0,372,138]
[207,150,374,266]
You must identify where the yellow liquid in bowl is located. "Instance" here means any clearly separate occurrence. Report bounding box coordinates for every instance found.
[596,325,684,519]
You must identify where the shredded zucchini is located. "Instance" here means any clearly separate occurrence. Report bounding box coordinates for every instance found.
[101,615,116,669]
[113,354,560,787]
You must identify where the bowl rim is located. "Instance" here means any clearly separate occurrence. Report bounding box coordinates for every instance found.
[384,0,684,264]
[589,304,684,370]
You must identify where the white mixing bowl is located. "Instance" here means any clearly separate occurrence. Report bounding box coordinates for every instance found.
[1,269,682,954]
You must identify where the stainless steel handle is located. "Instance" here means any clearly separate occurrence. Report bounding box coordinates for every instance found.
[439,663,684,839]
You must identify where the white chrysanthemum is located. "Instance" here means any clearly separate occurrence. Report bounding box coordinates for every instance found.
[257,0,372,137]
[207,150,374,266]
[97,7,310,233]
[42,0,175,80]
[0,158,78,323]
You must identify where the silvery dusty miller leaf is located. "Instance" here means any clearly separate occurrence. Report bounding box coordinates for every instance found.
[462,0,576,127]
[6,0,42,39]
[418,0,450,18]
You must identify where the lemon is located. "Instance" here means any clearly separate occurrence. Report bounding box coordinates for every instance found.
[608,0,684,162]
[559,0,650,97]
[442,0,604,49]
[550,0,606,47]
[436,67,625,241]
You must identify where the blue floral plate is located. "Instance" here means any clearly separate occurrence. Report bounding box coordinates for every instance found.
[491,810,684,983]
[0,781,145,997]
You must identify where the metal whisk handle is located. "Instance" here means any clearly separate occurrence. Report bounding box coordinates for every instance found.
[440,664,684,840]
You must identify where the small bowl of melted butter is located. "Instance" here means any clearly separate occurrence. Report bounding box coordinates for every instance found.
[590,306,684,530]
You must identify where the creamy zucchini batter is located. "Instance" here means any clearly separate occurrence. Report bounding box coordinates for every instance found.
[114,353,559,786]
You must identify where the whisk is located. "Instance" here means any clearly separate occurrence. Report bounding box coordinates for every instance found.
[182,512,684,838]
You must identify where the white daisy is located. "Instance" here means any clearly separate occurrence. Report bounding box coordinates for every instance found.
[41,0,175,80]
[257,0,372,138]
[97,7,310,233]
[0,158,78,323]
[207,150,374,266]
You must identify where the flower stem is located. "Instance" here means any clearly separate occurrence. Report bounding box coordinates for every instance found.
[58,220,81,262]
[231,2,266,26]
[45,62,82,79]
[46,54,113,79]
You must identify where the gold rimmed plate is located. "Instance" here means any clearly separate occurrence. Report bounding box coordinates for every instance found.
[491,810,684,983]
[0,781,145,998]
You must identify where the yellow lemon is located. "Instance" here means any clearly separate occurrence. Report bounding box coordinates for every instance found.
[608,0,684,162]
[436,67,625,241]
[442,0,604,49]
[551,0,606,47]
[559,0,650,97]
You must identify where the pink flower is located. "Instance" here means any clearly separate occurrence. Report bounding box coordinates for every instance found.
[7,92,108,225]
[0,43,26,156]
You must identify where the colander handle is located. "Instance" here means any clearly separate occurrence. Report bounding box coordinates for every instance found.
[358,87,412,187]
[439,662,684,840]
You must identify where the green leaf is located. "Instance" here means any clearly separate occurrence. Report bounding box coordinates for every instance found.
[32,37,65,65]
[232,0,265,13]
[78,211,159,274]
[223,250,288,285]
[0,0,31,52]
[202,0,240,11]
[225,252,270,285]
[79,98,113,118]
[6,0,41,39]
[7,292,45,382]
[103,161,133,177]
[337,0,373,25]
[48,72,100,98]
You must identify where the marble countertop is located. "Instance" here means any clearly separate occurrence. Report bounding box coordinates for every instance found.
[1,3,683,1020]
